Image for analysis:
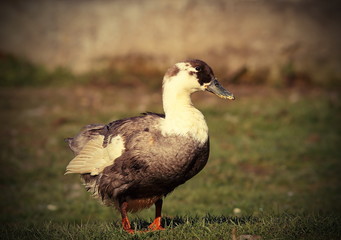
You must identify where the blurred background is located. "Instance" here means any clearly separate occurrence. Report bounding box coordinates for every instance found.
[0,0,340,87]
[0,0,340,239]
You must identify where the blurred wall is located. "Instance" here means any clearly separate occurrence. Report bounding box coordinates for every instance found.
[0,0,340,82]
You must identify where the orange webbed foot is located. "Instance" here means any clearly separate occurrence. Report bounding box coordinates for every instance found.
[148,217,165,231]
[122,216,135,234]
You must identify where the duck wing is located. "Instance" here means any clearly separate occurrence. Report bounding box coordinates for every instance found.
[65,134,125,176]
[65,113,163,176]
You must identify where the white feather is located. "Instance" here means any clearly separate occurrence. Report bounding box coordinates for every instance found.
[65,135,125,175]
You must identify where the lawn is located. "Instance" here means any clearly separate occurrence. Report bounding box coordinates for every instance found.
[0,85,340,239]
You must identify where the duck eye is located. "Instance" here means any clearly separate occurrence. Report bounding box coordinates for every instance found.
[195,66,202,72]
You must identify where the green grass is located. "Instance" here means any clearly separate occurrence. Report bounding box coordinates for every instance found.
[0,85,340,239]
[1,213,340,240]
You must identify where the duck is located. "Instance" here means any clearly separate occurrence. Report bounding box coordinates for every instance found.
[65,59,235,233]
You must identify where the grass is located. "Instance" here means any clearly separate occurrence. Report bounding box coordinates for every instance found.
[0,84,340,239]
[2,213,340,240]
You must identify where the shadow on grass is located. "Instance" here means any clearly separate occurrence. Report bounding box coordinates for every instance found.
[130,214,258,230]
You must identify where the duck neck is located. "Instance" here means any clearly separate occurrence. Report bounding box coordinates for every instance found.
[163,87,193,116]
[161,86,208,144]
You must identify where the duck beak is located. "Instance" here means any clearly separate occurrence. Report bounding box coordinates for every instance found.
[205,79,235,100]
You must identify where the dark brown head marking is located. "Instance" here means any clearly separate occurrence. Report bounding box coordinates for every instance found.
[166,65,180,77]
[187,59,215,85]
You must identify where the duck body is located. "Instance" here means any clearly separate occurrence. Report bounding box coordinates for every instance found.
[68,112,209,212]
[65,59,234,233]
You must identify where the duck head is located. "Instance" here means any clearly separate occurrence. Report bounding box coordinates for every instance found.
[163,59,235,100]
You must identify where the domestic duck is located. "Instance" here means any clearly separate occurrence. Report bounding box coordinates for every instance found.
[65,59,235,233]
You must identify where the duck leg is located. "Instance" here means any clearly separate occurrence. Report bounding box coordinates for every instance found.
[119,201,134,234]
[148,198,165,231]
